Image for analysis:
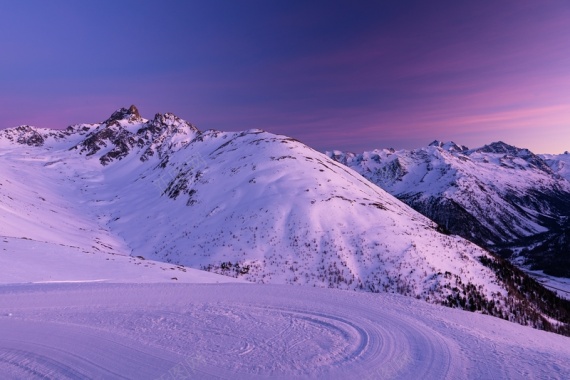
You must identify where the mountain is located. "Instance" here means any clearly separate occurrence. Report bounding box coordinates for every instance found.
[1,107,569,334]
[542,151,570,182]
[327,141,570,277]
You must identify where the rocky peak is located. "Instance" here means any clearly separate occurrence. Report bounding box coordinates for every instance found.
[1,125,46,147]
[428,140,442,147]
[104,105,142,125]
[473,141,552,173]
[71,106,143,163]
[150,112,199,132]
[477,141,519,155]
[150,112,179,130]
[429,140,468,153]
[69,107,202,165]
[153,112,178,124]
[137,112,200,162]
[128,105,140,118]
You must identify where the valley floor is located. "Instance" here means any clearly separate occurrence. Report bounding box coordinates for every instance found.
[0,240,569,379]
[523,269,570,300]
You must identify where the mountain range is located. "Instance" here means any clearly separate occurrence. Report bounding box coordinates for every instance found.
[1,106,569,335]
[328,140,570,278]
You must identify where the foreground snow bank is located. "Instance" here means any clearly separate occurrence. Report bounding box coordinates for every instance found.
[0,237,247,284]
[0,283,568,379]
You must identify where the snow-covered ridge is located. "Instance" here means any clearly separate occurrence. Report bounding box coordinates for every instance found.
[0,105,199,165]
[1,108,569,334]
[328,141,570,277]
[67,105,200,164]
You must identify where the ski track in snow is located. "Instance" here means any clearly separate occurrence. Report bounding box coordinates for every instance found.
[1,283,569,380]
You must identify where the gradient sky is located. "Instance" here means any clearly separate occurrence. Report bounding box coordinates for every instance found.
[1,0,569,153]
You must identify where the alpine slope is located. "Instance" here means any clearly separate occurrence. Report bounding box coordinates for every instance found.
[1,106,569,336]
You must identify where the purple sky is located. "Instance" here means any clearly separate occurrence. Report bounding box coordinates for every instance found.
[1,1,569,153]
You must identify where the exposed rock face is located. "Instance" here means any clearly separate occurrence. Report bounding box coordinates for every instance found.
[128,104,140,118]
[138,112,199,161]
[104,105,143,126]
[67,106,199,165]
[15,126,45,146]
[428,140,468,153]
[0,125,76,147]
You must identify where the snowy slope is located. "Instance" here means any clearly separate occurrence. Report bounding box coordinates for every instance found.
[328,141,570,275]
[1,219,566,379]
[1,282,569,379]
[0,236,246,284]
[1,107,568,332]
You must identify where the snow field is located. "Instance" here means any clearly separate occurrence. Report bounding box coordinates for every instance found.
[1,283,569,379]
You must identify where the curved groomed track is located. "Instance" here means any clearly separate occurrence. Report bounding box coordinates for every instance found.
[0,283,569,379]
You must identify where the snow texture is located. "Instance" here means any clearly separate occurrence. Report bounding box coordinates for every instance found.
[0,282,569,379]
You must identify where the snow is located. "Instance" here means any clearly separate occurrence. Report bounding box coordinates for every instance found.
[327,142,570,263]
[542,153,570,182]
[0,237,246,285]
[0,125,508,307]
[1,282,569,379]
[1,113,569,378]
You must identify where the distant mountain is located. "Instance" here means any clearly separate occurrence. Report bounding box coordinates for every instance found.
[327,141,570,277]
[1,107,569,334]
[542,151,570,182]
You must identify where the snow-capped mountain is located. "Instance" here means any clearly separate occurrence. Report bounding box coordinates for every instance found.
[1,107,569,334]
[542,151,570,182]
[327,141,570,277]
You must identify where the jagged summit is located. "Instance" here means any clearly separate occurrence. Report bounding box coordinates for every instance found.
[104,104,143,125]
[0,106,202,166]
[150,111,198,131]
[428,140,468,152]
[8,125,45,146]
[69,107,200,165]
[477,141,520,154]
[470,141,552,173]
[128,104,140,118]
